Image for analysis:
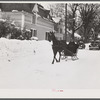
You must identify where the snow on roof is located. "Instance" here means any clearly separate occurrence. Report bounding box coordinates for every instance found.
[52,17,61,23]
[67,29,81,38]
[75,33,81,38]
[98,35,100,38]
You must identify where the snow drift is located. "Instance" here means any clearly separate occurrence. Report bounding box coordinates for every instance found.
[0,38,100,90]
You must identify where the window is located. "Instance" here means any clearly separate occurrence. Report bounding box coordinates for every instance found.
[60,28,62,33]
[60,37,62,40]
[31,29,37,37]
[45,32,49,40]
[32,15,36,24]
[33,30,37,37]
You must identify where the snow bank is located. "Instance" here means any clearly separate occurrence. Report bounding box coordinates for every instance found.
[0,38,52,62]
[0,38,100,90]
[0,38,35,60]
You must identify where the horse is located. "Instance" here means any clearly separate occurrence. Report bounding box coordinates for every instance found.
[48,31,63,64]
[48,31,77,64]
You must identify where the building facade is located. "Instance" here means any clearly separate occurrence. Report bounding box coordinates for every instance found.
[53,17,81,42]
[0,3,54,40]
[53,17,65,40]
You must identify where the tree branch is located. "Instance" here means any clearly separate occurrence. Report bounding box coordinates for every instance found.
[75,22,83,31]
[67,30,72,34]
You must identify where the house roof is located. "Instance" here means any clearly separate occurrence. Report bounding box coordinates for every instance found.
[38,6,50,18]
[0,3,52,20]
[52,17,65,24]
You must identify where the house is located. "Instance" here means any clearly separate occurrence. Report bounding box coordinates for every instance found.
[0,3,54,40]
[53,17,65,40]
[66,29,81,42]
[53,17,81,42]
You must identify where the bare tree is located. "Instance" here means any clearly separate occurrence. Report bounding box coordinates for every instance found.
[48,3,82,40]
[78,3,100,42]
[48,3,65,18]
[67,3,82,40]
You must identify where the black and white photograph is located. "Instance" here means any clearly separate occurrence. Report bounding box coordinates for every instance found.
[0,1,100,98]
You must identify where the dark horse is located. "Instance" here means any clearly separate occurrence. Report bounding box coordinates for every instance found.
[48,31,79,64]
[48,31,63,64]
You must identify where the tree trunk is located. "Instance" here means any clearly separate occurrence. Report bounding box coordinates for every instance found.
[71,17,75,40]
[71,28,75,40]
[65,3,67,42]
[71,9,76,41]
[84,27,88,43]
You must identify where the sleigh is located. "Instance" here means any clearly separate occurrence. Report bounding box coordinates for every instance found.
[61,43,79,60]
[48,31,79,64]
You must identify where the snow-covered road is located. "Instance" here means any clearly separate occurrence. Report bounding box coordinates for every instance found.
[0,38,100,89]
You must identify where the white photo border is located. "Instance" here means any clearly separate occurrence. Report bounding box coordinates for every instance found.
[0,1,100,98]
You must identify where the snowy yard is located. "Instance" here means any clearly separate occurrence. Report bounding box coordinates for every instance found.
[0,38,100,90]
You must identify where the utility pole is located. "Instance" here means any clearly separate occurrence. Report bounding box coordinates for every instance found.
[65,3,67,42]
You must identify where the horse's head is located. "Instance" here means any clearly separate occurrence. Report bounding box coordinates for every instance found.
[48,31,56,42]
[48,32,52,42]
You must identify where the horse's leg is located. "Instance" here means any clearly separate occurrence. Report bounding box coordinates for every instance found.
[52,54,55,64]
[52,51,58,64]
[52,49,55,64]
[55,52,59,62]
[58,51,61,62]
[61,51,64,60]
[65,56,68,61]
